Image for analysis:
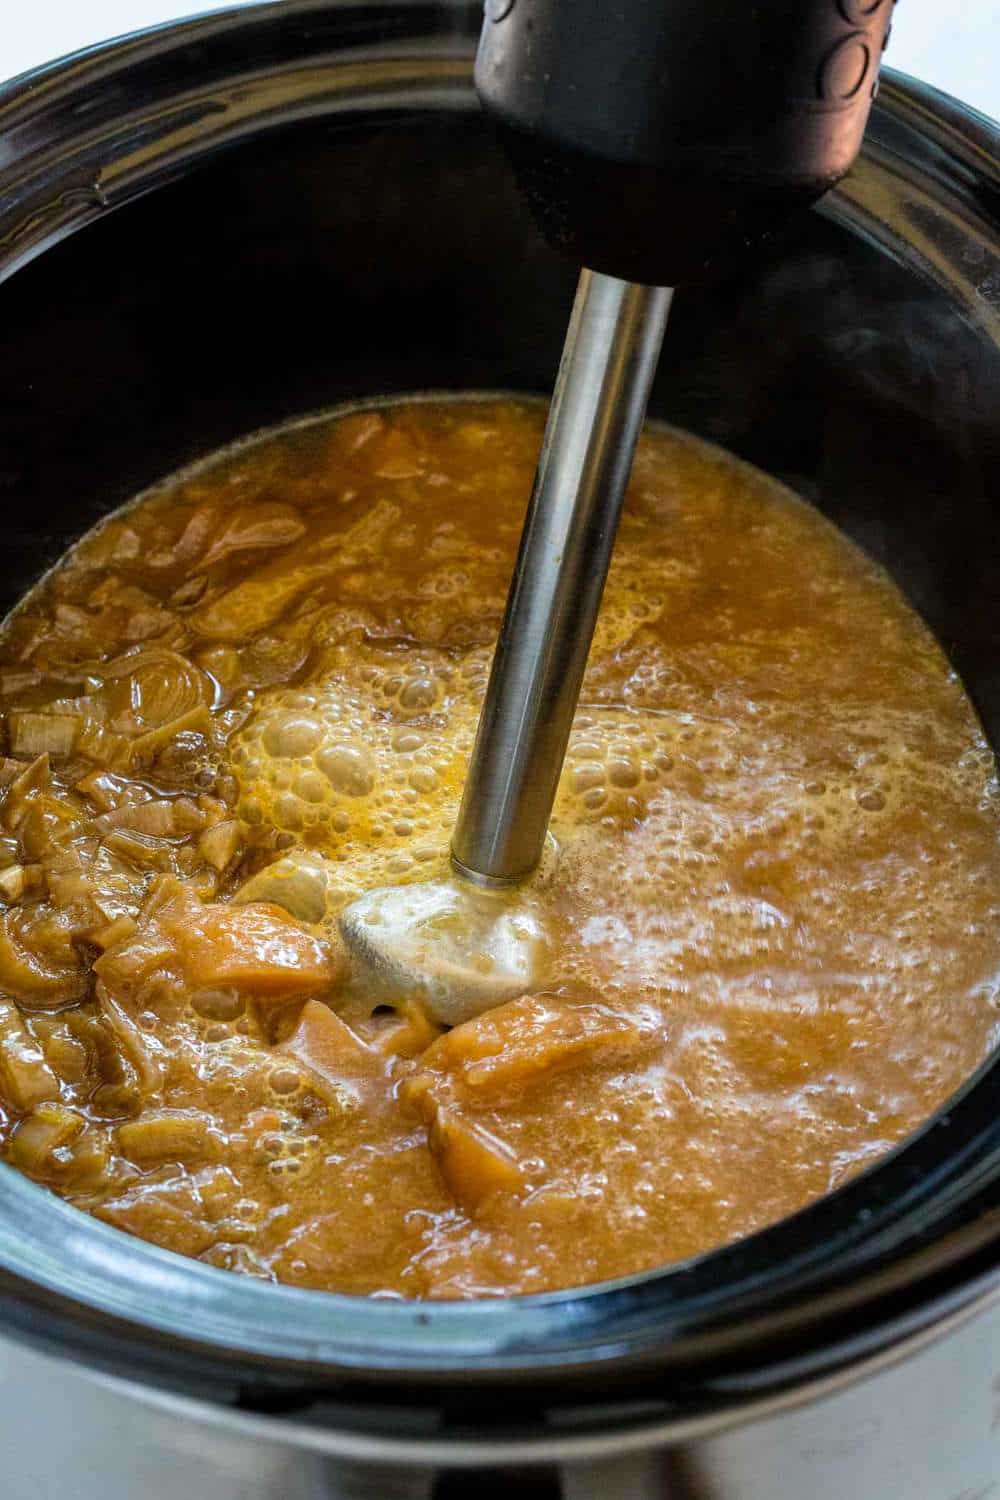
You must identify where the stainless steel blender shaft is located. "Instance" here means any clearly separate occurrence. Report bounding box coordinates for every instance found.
[451,270,673,885]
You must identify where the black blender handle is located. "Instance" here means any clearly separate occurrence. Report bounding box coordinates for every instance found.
[476,0,896,284]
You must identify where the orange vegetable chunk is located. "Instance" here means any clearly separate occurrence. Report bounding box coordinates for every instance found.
[278,998,386,1109]
[405,1079,522,1213]
[96,883,342,1009]
[159,896,341,999]
[427,1106,522,1213]
[421,994,658,1103]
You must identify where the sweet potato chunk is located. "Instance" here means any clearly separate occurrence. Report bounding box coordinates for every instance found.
[278,999,385,1109]
[162,897,341,999]
[95,884,343,1012]
[419,994,659,1103]
[428,1107,522,1213]
[404,1078,522,1213]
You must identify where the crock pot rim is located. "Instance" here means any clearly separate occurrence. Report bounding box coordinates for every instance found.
[0,0,999,1402]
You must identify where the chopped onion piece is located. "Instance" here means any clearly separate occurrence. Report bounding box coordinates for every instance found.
[0,865,26,902]
[198,819,244,873]
[8,1103,84,1172]
[0,999,60,1112]
[117,1110,220,1165]
[8,712,79,758]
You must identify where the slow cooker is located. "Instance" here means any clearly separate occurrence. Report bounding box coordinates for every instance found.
[1,3,999,1495]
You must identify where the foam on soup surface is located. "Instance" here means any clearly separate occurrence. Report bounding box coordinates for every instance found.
[0,396,996,1296]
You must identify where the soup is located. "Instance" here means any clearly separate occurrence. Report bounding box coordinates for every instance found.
[0,397,996,1297]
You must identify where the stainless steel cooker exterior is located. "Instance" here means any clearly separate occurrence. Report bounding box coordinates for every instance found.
[0,4,999,1495]
[5,1295,1000,1497]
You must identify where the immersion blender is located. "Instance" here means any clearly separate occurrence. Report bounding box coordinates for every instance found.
[341,0,894,1014]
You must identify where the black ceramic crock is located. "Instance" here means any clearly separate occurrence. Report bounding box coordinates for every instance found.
[0,0,999,1477]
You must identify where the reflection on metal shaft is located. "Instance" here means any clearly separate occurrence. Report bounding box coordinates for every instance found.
[452,269,673,884]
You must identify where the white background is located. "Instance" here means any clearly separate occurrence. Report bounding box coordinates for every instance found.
[2,0,999,121]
